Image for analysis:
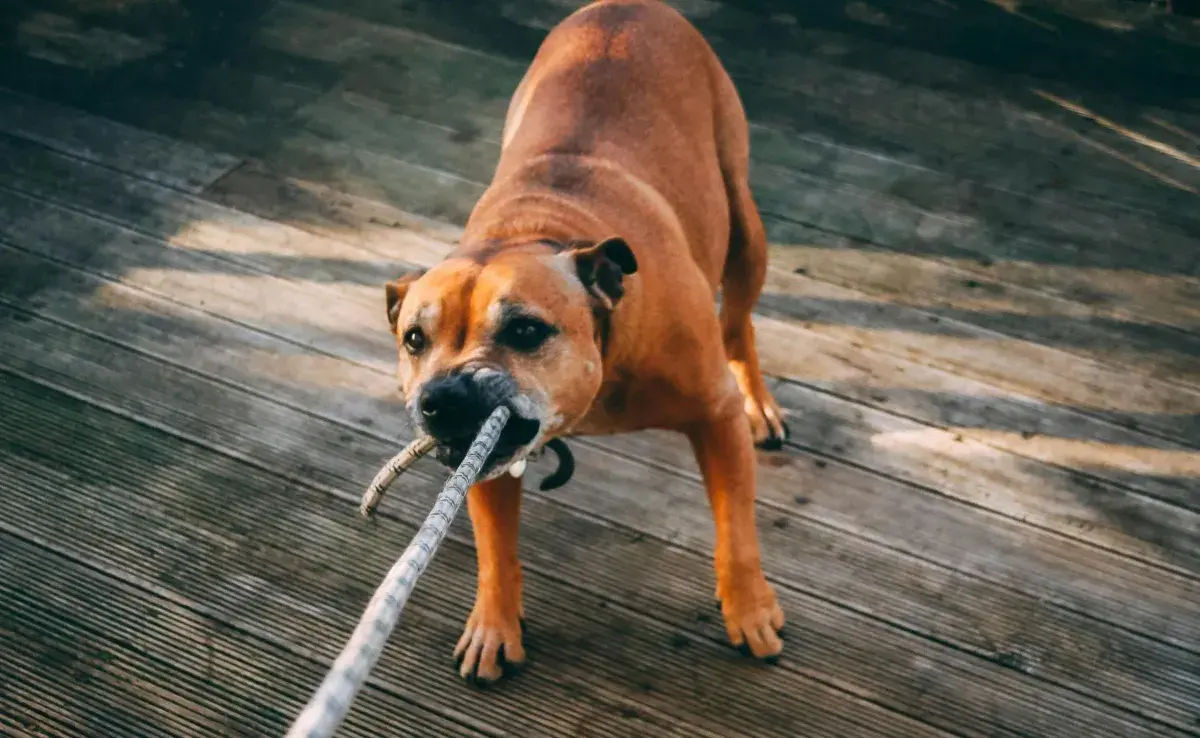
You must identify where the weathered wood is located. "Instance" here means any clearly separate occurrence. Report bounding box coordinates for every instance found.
[11,134,1200,559]
[1,373,972,738]
[4,230,1200,736]
[204,161,1200,512]
[9,109,1200,465]
[2,368,1193,737]
[279,0,1200,225]
[211,144,1200,453]
[2,2,1198,736]
[5,291,1200,730]
[0,87,241,194]
[10,3,1199,347]
[0,534,490,738]
[8,0,1199,317]
[4,146,1197,572]
[234,82,1200,410]
[280,93,1200,397]
[24,0,1186,334]
[289,87,1200,339]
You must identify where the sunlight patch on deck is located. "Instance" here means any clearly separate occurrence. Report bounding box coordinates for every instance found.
[875,427,1200,479]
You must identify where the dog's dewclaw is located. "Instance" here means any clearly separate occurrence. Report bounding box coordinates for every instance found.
[360,435,437,518]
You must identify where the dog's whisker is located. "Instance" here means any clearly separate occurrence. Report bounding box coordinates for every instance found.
[359,434,437,518]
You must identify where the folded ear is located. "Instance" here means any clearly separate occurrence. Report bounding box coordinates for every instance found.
[569,237,638,311]
[384,271,424,332]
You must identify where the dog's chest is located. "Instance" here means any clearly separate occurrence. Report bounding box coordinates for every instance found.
[571,372,694,436]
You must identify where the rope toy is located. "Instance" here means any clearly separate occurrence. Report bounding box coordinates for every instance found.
[285,406,511,738]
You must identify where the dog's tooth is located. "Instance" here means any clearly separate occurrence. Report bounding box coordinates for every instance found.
[508,459,527,477]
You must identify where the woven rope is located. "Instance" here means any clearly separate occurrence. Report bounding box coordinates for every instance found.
[359,434,437,518]
[285,406,511,738]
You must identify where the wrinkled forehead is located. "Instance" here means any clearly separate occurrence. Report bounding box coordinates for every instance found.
[402,249,582,326]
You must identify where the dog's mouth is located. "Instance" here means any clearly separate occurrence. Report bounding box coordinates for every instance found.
[432,410,542,476]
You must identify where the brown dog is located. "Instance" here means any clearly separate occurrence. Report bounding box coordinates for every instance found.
[384,0,788,684]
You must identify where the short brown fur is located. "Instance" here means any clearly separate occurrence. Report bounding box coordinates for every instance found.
[386,0,788,684]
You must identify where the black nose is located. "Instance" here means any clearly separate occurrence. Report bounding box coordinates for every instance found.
[418,373,492,442]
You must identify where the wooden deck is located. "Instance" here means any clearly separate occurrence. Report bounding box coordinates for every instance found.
[1,0,1198,735]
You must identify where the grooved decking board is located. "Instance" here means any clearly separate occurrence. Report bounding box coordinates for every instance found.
[2,1,1199,735]
[260,90,1200,395]
[2,131,1197,516]
[248,2,1200,320]
[0,535,491,738]
[1,156,1196,579]
[3,0,1197,338]
[2,295,1198,732]
[2,369,1195,737]
[0,87,241,193]
[275,0,1200,225]
[0,372,964,738]
[283,88,1200,333]
[1,217,1199,733]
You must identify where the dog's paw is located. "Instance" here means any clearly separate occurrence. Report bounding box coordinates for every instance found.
[718,577,786,661]
[453,607,526,686]
[745,394,790,451]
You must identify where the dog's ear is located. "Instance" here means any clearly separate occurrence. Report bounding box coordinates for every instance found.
[384,271,424,332]
[568,237,638,310]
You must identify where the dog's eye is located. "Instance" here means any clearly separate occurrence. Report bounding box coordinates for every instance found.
[498,316,555,352]
[402,327,427,355]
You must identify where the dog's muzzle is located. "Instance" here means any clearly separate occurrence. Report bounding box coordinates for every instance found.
[413,368,541,473]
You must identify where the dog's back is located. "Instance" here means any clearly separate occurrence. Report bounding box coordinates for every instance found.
[465,0,747,286]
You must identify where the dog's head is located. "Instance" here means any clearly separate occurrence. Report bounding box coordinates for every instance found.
[384,237,637,479]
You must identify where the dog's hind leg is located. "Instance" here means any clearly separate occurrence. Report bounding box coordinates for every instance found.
[713,74,789,449]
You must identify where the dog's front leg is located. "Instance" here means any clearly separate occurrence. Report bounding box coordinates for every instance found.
[455,474,526,684]
[687,402,786,660]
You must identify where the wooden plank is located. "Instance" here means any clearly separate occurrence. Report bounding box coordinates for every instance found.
[0,87,241,193]
[14,78,1195,458]
[0,38,331,164]
[196,107,1200,447]
[756,242,1200,398]
[2,229,1199,732]
[11,2,1198,338]
[284,90,1200,380]
[750,161,1200,285]
[1,373,974,738]
[755,221,1200,341]
[7,0,1199,326]
[1,367,1192,738]
[0,534,490,738]
[248,1,1200,297]
[279,0,1200,222]
[3,146,1197,566]
[291,87,1200,340]
[337,0,1200,85]
[0,399,739,738]
[11,135,1196,549]
[204,161,1200,513]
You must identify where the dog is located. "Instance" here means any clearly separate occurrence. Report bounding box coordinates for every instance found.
[384,0,789,684]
